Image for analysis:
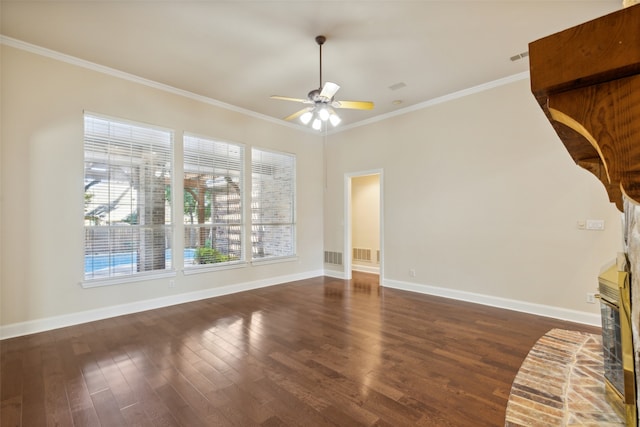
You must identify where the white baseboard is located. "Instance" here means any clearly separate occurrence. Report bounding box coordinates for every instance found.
[324,267,381,278]
[383,278,601,327]
[323,269,347,279]
[0,269,324,340]
[1,271,600,340]
[352,265,380,274]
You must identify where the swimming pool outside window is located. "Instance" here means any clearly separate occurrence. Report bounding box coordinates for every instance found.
[83,114,173,283]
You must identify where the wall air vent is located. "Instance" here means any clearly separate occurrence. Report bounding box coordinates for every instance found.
[353,248,372,262]
[324,251,343,265]
[510,51,529,62]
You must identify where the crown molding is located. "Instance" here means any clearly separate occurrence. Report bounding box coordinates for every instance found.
[0,35,319,134]
[330,71,531,134]
[2,35,528,136]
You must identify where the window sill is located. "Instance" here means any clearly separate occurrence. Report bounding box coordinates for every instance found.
[251,255,298,266]
[183,261,248,275]
[81,270,177,289]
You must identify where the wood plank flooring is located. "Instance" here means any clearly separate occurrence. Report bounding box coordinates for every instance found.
[1,273,600,426]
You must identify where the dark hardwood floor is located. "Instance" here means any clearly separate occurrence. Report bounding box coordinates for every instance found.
[1,272,600,426]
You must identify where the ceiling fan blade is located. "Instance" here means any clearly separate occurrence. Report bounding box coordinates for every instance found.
[319,82,340,99]
[270,95,308,103]
[283,107,312,121]
[333,100,375,110]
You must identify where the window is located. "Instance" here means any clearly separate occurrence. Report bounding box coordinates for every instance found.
[183,135,244,269]
[251,148,296,260]
[84,114,173,282]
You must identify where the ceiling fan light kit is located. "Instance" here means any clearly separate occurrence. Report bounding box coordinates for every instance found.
[300,111,313,124]
[270,35,374,131]
[329,112,341,126]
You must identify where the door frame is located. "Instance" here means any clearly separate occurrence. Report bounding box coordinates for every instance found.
[344,169,384,281]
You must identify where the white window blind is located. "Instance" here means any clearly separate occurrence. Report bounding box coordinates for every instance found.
[84,114,173,281]
[251,148,296,260]
[183,135,244,268]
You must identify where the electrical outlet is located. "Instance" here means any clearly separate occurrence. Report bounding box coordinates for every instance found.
[169,280,175,289]
[409,269,416,278]
[586,292,596,304]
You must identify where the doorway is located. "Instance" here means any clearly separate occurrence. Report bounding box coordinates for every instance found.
[344,170,383,281]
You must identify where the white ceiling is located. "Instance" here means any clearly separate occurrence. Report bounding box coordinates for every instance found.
[1,0,622,130]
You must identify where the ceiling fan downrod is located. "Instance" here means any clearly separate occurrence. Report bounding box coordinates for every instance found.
[316,35,326,90]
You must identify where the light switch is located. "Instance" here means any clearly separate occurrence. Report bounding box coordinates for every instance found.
[586,219,605,230]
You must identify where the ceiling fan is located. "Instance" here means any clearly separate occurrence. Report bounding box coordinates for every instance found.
[271,35,374,130]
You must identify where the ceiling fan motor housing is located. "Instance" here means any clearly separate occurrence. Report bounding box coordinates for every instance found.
[307,89,326,103]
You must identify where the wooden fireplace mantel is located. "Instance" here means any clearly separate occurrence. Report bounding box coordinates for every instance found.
[529,4,640,210]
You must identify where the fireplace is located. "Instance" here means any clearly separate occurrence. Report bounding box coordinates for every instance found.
[599,265,637,426]
[527,3,640,425]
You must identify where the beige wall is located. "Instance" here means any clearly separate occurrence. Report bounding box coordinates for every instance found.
[1,42,622,333]
[323,77,621,316]
[0,46,324,329]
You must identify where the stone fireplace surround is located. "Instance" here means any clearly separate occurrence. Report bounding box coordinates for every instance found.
[624,196,640,418]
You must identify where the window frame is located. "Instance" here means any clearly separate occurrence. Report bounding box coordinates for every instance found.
[82,113,175,287]
[81,112,300,286]
[182,133,246,273]
[250,147,297,263]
